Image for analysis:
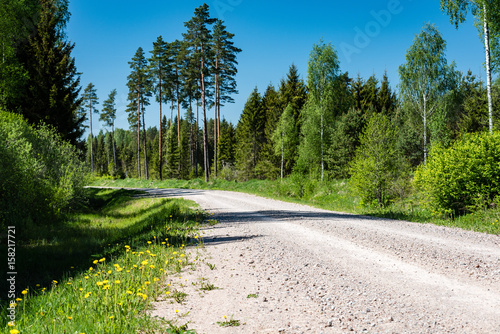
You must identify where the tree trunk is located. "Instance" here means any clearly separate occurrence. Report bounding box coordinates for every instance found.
[214,68,218,179]
[201,43,210,182]
[159,74,163,181]
[142,101,149,180]
[90,101,94,173]
[281,130,284,180]
[112,124,116,170]
[137,93,141,179]
[483,3,494,133]
[320,104,324,182]
[423,95,428,165]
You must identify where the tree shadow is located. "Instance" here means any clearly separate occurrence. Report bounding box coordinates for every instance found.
[0,188,204,301]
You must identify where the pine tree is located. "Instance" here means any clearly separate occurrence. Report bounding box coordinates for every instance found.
[127,47,152,178]
[259,84,282,178]
[378,71,397,114]
[149,36,169,180]
[82,83,99,172]
[211,19,241,178]
[183,3,216,181]
[100,89,117,170]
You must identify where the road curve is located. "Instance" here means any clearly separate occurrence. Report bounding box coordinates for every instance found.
[141,188,500,333]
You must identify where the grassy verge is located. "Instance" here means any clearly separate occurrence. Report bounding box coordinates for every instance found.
[1,188,205,334]
[92,177,500,235]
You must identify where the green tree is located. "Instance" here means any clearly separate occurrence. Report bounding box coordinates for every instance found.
[272,104,297,179]
[127,47,151,179]
[16,0,83,144]
[100,89,117,170]
[236,88,265,180]
[306,40,340,180]
[211,19,241,178]
[149,36,169,180]
[350,113,404,207]
[82,83,99,172]
[183,3,216,181]
[440,0,500,132]
[398,23,452,164]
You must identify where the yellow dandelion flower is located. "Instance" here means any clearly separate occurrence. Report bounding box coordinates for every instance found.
[93,260,98,264]
[84,292,91,298]
[79,288,83,292]
[115,280,120,284]
[99,257,106,262]
[146,250,151,254]
[117,302,123,306]
[109,315,114,319]
[145,281,151,285]
[68,316,73,320]
[173,252,177,255]
[103,285,110,290]
[154,277,160,282]
[21,289,28,295]
[165,291,171,295]
[175,309,179,313]
[10,329,20,334]
[161,242,166,245]
[142,294,147,300]
[126,291,133,295]
[9,303,16,308]
[85,276,89,279]
[141,260,148,266]
[180,254,185,257]
[107,270,112,274]
[96,281,103,286]
[66,282,72,285]
[52,280,58,284]
[89,267,93,271]
[15,298,22,302]
[149,265,155,269]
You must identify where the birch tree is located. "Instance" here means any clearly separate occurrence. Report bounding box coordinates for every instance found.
[306,40,340,181]
[398,23,450,164]
[440,0,499,132]
[82,83,99,172]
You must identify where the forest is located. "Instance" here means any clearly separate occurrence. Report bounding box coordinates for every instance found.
[2,0,500,227]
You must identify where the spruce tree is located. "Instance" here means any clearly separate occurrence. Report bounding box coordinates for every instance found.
[17,0,83,144]
[235,88,265,180]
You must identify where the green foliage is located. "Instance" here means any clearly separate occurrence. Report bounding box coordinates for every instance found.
[350,113,408,207]
[415,131,500,214]
[0,110,89,229]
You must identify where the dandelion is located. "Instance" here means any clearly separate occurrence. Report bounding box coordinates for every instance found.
[96,281,103,286]
[99,257,106,263]
[93,260,98,264]
[21,289,28,295]
[115,280,121,284]
[149,265,155,269]
[109,315,114,319]
[67,282,72,285]
[89,267,93,271]
[165,291,171,295]
[107,270,112,274]
[145,281,151,285]
[9,303,16,308]
[175,309,179,313]
[68,316,73,320]
[79,288,83,292]
[52,280,58,284]
[141,260,149,266]
[147,241,152,244]
[126,291,133,295]
[84,292,91,298]
[15,298,22,302]
[85,276,89,279]
[10,329,20,334]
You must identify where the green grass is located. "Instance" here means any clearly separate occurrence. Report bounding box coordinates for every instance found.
[91,177,500,235]
[1,188,205,334]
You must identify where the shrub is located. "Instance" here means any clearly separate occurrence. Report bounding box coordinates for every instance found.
[415,131,500,214]
[0,110,89,229]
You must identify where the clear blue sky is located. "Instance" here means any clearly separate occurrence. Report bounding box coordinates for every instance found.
[66,0,491,136]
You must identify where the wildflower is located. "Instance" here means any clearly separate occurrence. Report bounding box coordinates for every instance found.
[36,284,40,287]
[180,254,185,257]
[126,291,133,295]
[115,280,121,284]
[154,277,160,282]
[141,260,148,266]
[9,303,16,308]
[103,285,110,290]
[68,316,73,320]
[107,270,112,274]
[52,280,58,284]
[85,276,89,279]
[15,298,22,302]
[175,309,179,313]
[84,292,91,298]
[147,241,152,244]
[10,329,20,334]
[67,282,72,285]
[142,294,147,300]
[99,258,106,263]
[93,260,98,265]
[145,281,151,285]
[165,291,171,295]
[89,267,93,271]
[79,288,83,292]
[109,315,114,319]
[149,265,155,269]
[96,281,103,286]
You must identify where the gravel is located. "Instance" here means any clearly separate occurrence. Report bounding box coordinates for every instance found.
[145,188,500,333]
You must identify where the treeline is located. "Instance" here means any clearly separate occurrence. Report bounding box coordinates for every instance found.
[82,3,241,182]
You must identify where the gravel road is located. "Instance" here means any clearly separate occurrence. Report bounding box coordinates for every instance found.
[144,188,500,333]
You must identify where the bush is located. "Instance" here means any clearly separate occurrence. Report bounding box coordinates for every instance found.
[0,110,89,229]
[415,131,500,214]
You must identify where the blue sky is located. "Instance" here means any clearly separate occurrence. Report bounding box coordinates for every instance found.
[66,0,491,136]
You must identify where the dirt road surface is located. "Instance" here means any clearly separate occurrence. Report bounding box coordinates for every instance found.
[143,188,500,333]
